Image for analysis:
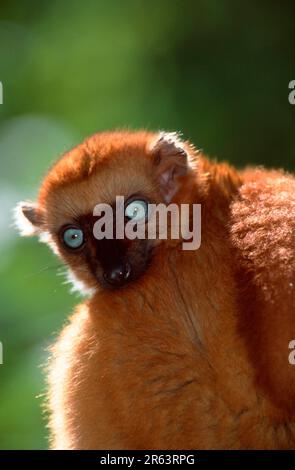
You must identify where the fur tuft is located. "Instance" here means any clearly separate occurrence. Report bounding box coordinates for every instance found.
[13,201,39,236]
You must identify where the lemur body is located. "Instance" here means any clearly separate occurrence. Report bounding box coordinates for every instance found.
[16,131,295,449]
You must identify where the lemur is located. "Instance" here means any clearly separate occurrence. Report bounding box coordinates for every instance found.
[15,130,295,449]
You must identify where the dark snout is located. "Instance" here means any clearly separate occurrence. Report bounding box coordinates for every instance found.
[103,261,131,287]
[93,238,131,287]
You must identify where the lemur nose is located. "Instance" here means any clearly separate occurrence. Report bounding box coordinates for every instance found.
[104,262,131,286]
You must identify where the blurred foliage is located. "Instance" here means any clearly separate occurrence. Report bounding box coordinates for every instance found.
[0,0,294,449]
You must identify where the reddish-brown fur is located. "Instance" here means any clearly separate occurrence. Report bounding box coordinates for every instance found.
[18,131,295,449]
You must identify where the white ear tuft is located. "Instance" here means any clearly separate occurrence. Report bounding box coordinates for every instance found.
[150,131,188,159]
[13,201,41,236]
[149,131,195,203]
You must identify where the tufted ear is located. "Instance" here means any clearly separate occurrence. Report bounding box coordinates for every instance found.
[13,201,43,236]
[150,131,194,203]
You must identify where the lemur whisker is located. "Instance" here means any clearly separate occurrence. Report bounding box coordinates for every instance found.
[24,264,62,279]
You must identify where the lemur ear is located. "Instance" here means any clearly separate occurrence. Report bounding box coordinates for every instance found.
[150,131,193,203]
[14,201,43,236]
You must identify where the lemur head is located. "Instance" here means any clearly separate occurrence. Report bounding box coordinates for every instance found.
[15,130,197,293]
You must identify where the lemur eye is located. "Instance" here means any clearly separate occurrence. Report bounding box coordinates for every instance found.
[125,199,148,221]
[62,226,84,250]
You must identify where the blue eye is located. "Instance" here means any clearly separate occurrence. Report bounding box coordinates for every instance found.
[62,227,84,249]
[125,199,148,221]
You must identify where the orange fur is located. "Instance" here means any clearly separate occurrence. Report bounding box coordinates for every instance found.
[18,131,295,449]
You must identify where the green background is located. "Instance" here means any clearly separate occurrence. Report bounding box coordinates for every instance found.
[0,0,294,449]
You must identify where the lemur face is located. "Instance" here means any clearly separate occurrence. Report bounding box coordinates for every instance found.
[57,210,153,290]
[15,130,194,293]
